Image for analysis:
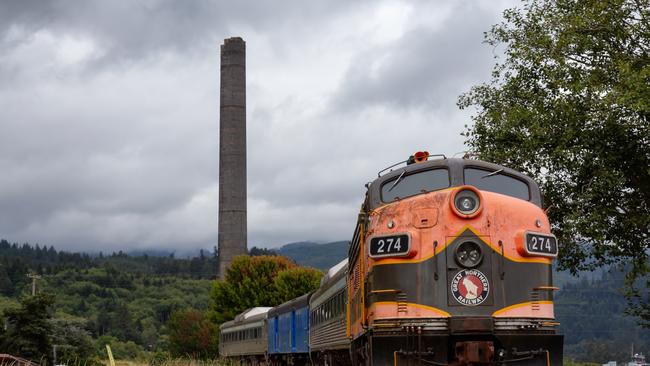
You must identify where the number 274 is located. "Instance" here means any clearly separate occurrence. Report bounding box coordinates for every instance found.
[530,236,552,251]
[377,238,402,253]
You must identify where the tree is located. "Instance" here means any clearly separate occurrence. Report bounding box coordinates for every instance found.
[167,309,218,359]
[458,0,650,324]
[248,246,278,256]
[274,267,323,302]
[50,317,98,366]
[0,293,55,364]
[210,255,294,324]
[209,255,322,325]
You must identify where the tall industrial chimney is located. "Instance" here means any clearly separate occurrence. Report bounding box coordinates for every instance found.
[218,37,247,279]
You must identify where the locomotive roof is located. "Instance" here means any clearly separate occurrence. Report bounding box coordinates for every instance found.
[366,157,542,208]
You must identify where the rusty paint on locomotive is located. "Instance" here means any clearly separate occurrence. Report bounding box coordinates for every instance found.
[347,158,560,349]
[348,187,556,340]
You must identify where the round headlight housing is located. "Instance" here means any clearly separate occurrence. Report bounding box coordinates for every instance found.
[455,241,483,268]
[454,189,481,216]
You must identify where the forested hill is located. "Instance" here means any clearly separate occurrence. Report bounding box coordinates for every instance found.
[0,239,218,297]
[277,241,348,269]
[0,239,220,360]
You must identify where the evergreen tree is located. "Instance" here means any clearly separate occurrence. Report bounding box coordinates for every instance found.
[0,293,55,365]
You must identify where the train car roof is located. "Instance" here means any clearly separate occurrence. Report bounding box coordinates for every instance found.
[367,157,542,208]
[321,258,348,286]
[268,292,312,317]
[220,307,272,330]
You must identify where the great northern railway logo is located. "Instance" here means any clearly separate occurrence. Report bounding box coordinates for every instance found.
[451,269,489,306]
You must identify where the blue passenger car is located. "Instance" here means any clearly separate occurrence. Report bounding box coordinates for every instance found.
[267,292,311,365]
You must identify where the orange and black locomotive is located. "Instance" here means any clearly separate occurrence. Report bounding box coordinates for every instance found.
[347,153,563,365]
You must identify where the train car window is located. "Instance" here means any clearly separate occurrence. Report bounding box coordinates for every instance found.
[381,169,450,202]
[464,168,530,201]
[334,295,340,315]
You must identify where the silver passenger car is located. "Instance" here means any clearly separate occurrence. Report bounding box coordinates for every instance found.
[309,259,349,364]
[220,307,271,363]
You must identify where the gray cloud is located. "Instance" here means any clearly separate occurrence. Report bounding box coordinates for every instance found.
[0,0,366,67]
[332,2,499,112]
[0,0,516,252]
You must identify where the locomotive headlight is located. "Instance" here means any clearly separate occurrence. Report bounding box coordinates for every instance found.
[457,196,477,212]
[455,241,483,268]
[454,189,480,215]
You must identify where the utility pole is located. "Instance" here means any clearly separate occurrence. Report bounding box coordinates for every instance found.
[27,273,41,295]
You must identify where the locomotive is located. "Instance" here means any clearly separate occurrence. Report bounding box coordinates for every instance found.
[220,153,563,365]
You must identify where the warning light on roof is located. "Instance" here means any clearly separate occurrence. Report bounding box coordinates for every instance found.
[407,151,430,165]
[414,151,429,163]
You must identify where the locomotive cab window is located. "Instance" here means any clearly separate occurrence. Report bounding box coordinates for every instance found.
[464,168,530,201]
[381,168,450,202]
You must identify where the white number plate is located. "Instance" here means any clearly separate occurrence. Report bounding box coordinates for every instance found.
[369,234,410,258]
[525,233,558,257]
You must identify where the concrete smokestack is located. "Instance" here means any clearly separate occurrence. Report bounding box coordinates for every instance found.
[218,37,247,279]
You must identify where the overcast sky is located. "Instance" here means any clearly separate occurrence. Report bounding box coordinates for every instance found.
[0,0,518,253]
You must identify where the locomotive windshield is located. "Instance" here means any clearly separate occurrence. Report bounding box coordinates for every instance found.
[464,167,530,200]
[381,169,449,202]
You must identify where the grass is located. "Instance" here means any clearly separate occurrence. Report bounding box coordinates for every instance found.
[111,358,237,366]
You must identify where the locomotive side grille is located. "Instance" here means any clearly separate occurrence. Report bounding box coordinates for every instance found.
[396,292,408,314]
[353,262,361,291]
[531,290,541,311]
